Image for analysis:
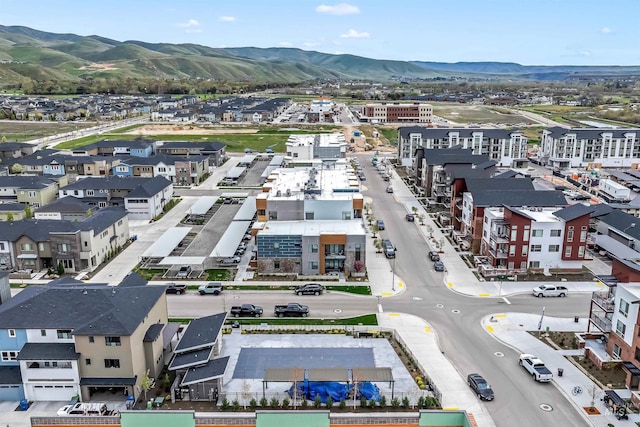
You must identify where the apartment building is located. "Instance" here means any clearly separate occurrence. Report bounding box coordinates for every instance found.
[540,127,640,168]
[479,203,591,276]
[0,278,168,401]
[399,127,528,168]
[362,102,432,124]
[285,133,348,162]
[155,141,226,166]
[255,165,365,276]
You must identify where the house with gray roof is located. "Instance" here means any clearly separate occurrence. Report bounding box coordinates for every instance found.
[155,141,226,166]
[0,175,67,207]
[112,154,209,186]
[0,279,169,402]
[60,176,173,220]
[399,127,528,168]
[540,127,640,168]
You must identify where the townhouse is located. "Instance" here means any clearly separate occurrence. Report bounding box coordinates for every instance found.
[59,176,173,220]
[155,141,226,167]
[112,154,209,186]
[361,102,433,124]
[0,142,37,159]
[6,153,122,178]
[34,197,96,221]
[400,127,528,168]
[0,206,129,272]
[479,203,591,276]
[255,166,366,276]
[540,127,640,168]
[0,277,168,401]
[0,175,67,207]
[72,139,156,157]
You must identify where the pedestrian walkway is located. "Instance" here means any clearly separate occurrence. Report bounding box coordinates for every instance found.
[483,312,639,426]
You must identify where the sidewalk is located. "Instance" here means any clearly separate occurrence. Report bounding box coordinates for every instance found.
[484,313,639,426]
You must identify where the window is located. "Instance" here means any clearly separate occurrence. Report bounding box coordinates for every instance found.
[523,227,530,241]
[20,243,33,251]
[61,259,74,269]
[40,330,46,337]
[578,246,585,258]
[613,344,622,359]
[548,245,560,252]
[531,229,543,237]
[509,245,516,256]
[565,246,572,257]
[86,190,94,196]
[510,226,517,241]
[57,330,72,339]
[530,245,542,252]
[342,211,351,220]
[580,230,587,242]
[355,243,362,261]
[620,299,630,317]
[104,359,120,368]
[105,336,121,347]
[268,211,278,220]
[521,246,528,256]
[308,261,318,270]
[550,229,561,237]
[8,329,15,338]
[309,244,318,253]
[567,226,574,242]
[1,351,18,362]
[305,212,314,220]
[38,243,44,251]
[529,261,540,268]
[616,321,626,339]
[85,359,91,366]
[274,261,280,269]
[89,336,94,343]
[57,244,70,253]
[28,191,36,198]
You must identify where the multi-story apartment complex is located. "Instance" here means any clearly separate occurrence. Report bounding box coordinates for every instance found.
[540,127,640,168]
[362,103,432,124]
[0,278,168,401]
[255,166,366,276]
[399,127,528,168]
[285,133,348,162]
[480,203,591,276]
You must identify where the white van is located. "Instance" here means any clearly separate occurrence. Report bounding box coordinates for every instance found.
[57,402,108,416]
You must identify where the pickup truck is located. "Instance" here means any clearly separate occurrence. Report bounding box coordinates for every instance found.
[274,303,309,318]
[230,304,263,318]
[519,354,553,382]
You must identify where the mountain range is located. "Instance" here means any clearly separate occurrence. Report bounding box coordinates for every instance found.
[1,25,639,85]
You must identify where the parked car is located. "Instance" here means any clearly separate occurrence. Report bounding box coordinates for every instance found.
[230,304,263,318]
[428,251,440,261]
[221,256,241,264]
[518,354,553,382]
[176,265,191,278]
[434,261,445,272]
[532,285,568,298]
[386,186,394,193]
[467,373,494,401]
[274,302,310,317]
[358,173,366,181]
[406,214,415,222]
[295,283,324,296]
[382,239,395,259]
[57,402,109,416]
[376,220,385,230]
[198,282,223,295]
[382,174,390,181]
[235,247,245,256]
[165,283,187,295]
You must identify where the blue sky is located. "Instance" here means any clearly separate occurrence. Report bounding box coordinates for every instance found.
[3,0,639,65]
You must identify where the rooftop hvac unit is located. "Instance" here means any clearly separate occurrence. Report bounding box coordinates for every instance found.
[285,189,291,197]
[276,190,282,197]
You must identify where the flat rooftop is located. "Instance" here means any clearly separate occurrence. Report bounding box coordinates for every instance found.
[286,133,347,147]
[258,220,366,236]
[264,167,360,201]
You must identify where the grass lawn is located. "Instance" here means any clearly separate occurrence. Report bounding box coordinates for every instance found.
[0,121,95,142]
[206,269,233,281]
[377,127,398,144]
[433,104,524,124]
[224,313,378,326]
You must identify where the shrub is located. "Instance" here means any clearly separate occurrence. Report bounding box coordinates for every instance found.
[402,396,410,409]
[270,397,280,408]
[417,396,426,409]
[301,399,309,408]
[339,399,346,410]
[426,396,439,408]
[379,395,387,407]
[360,397,367,408]
[260,397,268,408]
[391,397,400,408]
[220,397,229,410]
[314,394,322,408]
[249,398,257,410]
[282,398,290,409]
[325,396,333,409]
[368,398,377,408]
[232,399,240,411]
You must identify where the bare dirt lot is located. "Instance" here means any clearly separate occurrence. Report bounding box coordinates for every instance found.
[126,125,259,135]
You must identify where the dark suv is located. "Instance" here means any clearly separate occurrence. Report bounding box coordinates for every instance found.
[467,373,494,401]
[295,283,324,296]
[428,251,440,261]
[165,283,187,295]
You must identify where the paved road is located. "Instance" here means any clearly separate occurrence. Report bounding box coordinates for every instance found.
[355,153,587,427]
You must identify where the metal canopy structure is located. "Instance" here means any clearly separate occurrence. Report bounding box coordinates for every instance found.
[220,192,249,199]
[594,234,640,259]
[142,227,191,259]
[209,221,251,258]
[233,196,256,221]
[158,256,207,266]
[189,196,219,215]
[226,166,246,179]
[238,154,257,166]
[307,368,349,382]
[263,367,305,383]
[351,367,394,383]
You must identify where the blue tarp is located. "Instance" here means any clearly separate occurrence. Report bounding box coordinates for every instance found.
[356,382,381,401]
[287,380,351,403]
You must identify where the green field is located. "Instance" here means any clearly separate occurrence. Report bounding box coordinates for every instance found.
[0,121,96,142]
[433,104,525,124]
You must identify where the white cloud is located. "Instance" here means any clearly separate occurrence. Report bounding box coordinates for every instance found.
[601,27,613,34]
[316,3,360,15]
[579,50,592,56]
[177,19,200,28]
[219,16,236,22]
[279,42,293,47]
[303,41,321,48]
[340,29,370,39]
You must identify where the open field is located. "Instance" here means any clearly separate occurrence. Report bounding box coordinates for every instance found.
[0,121,96,142]
[432,104,525,124]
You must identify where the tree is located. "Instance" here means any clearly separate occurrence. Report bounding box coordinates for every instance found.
[374,239,383,253]
[6,212,13,222]
[1,136,6,143]
[412,206,418,215]
[10,163,22,174]
[417,214,425,225]
[368,213,375,227]
[24,205,32,219]
[140,369,154,402]
[372,224,379,238]
[353,260,364,273]
[57,261,65,276]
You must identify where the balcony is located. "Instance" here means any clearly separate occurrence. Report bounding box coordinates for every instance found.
[490,231,509,244]
[590,311,612,333]
[488,246,508,258]
[592,291,615,312]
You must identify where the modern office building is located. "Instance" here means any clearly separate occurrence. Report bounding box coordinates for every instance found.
[362,103,432,124]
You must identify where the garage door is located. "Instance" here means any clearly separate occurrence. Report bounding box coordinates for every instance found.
[29,384,76,401]
[0,384,23,401]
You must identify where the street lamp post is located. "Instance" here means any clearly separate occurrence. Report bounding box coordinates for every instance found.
[391,247,397,291]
